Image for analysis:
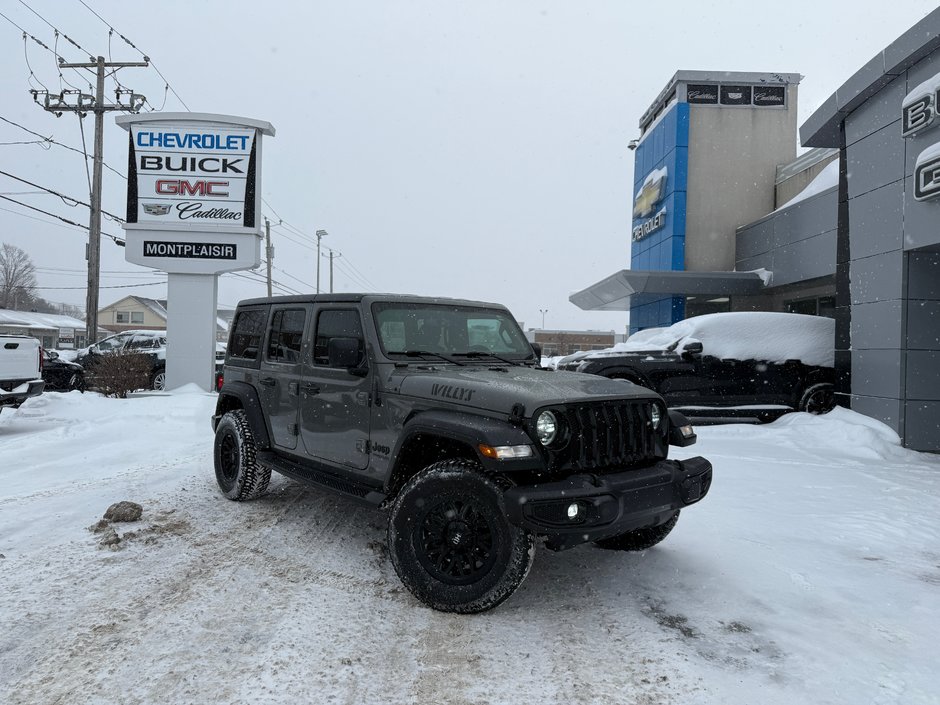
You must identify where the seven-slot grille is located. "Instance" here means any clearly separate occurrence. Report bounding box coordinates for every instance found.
[550,401,660,472]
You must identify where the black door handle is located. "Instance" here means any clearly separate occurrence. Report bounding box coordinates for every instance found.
[302,382,320,394]
[259,377,276,387]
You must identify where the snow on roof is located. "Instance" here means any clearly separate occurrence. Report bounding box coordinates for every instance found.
[776,159,839,211]
[582,312,835,367]
[0,310,86,330]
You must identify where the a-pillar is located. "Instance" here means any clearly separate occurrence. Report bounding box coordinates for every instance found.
[166,273,218,392]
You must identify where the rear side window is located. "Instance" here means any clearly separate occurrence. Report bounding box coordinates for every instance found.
[266,309,306,363]
[314,309,363,366]
[229,309,266,361]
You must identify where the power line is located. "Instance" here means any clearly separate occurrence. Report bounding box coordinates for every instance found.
[0,194,124,244]
[76,0,190,111]
[17,0,92,56]
[0,114,126,179]
[0,169,125,222]
[31,281,165,291]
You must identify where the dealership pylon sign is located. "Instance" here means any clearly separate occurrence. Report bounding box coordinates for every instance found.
[117,113,274,273]
[117,113,275,390]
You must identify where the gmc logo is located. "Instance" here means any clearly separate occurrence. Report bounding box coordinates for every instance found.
[913,154,940,201]
[156,180,229,197]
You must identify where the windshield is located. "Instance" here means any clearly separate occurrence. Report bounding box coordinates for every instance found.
[372,302,534,361]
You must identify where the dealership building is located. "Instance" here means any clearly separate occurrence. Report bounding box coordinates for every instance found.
[572,10,940,452]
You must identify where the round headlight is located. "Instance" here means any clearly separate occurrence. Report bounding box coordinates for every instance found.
[651,404,663,429]
[536,410,558,445]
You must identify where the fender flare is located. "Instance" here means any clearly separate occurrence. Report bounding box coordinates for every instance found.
[597,366,654,391]
[386,409,538,491]
[215,380,272,449]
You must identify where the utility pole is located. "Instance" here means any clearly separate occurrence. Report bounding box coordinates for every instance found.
[323,250,341,293]
[264,217,273,297]
[33,56,148,345]
[540,309,548,329]
[315,229,328,294]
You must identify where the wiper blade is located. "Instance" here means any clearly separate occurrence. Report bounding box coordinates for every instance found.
[453,351,522,366]
[402,350,465,365]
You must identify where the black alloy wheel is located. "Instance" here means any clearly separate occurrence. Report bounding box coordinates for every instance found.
[799,383,835,415]
[213,409,271,501]
[387,459,535,614]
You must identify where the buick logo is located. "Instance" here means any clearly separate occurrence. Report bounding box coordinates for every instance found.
[142,203,171,216]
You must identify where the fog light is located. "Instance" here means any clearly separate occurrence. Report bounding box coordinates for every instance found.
[567,502,580,519]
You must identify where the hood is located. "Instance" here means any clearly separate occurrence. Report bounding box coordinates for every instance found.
[393,364,656,417]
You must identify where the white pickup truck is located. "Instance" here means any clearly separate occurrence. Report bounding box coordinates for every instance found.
[0,335,45,409]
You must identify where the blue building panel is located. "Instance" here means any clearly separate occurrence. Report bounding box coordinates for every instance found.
[629,102,690,333]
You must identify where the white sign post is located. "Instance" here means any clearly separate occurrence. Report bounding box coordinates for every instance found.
[116,113,275,391]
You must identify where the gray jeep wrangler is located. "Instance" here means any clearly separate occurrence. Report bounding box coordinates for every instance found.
[212,294,712,613]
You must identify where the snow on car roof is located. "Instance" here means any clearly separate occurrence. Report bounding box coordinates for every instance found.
[583,312,835,367]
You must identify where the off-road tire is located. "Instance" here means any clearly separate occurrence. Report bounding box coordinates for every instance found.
[151,367,166,391]
[387,459,535,614]
[213,409,271,501]
[594,511,680,551]
[799,382,835,414]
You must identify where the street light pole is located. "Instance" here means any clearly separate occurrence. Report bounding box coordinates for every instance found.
[315,229,328,293]
[539,309,548,329]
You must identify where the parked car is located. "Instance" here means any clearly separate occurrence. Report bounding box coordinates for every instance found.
[213,293,712,613]
[41,349,85,392]
[0,335,44,408]
[77,330,224,391]
[555,312,836,422]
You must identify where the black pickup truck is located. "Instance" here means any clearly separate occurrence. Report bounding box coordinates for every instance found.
[212,294,713,613]
[555,312,836,422]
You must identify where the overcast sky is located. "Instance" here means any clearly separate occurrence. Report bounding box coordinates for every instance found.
[1,1,936,332]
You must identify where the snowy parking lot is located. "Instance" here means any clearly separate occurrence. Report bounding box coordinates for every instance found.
[1,390,938,705]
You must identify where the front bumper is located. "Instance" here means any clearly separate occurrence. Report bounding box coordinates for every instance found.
[504,456,712,550]
[0,379,45,407]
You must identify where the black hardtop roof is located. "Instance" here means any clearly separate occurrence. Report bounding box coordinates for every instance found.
[235,293,512,310]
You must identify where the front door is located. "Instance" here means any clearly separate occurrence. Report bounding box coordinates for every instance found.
[299,307,371,470]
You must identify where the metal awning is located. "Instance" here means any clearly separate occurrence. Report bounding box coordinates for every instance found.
[570,270,768,311]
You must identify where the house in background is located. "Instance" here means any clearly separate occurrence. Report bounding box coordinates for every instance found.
[0,310,104,350]
[98,295,230,341]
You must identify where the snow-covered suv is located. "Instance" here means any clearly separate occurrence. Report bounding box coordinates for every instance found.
[212,293,713,613]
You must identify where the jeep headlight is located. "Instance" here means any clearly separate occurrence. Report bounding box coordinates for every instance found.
[536,410,558,445]
[651,403,663,430]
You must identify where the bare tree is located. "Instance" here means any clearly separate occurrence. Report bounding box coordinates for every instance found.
[0,243,38,310]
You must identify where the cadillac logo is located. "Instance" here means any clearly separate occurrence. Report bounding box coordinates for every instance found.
[142,203,171,216]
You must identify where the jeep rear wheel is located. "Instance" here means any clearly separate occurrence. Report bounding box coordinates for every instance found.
[387,459,534,614]
[151,367,166,391]
[213,409,271,501]
[594,511,680,551]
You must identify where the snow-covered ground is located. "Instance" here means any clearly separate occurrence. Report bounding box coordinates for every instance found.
[1,390,938,705]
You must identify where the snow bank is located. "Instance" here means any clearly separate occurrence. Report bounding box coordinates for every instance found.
[776,159,839,210]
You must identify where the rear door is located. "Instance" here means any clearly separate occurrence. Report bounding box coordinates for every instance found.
[258,306,308,450]
[298,306,371,470]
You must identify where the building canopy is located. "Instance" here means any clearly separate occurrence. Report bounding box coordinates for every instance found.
[569,270,767,311]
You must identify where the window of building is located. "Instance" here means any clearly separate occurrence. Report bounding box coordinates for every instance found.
[41,335,54,348]
[314,309,363,366]
[266,309,306,363]
[116,312,129,323]
[131,312,144,324]
[785,296,836,319]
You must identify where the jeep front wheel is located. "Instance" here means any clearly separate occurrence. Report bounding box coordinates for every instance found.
[387,459,534,614]
[594,511,680,551]
[213,409,271,501]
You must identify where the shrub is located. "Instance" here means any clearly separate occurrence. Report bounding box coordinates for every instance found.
[87,351,152,398]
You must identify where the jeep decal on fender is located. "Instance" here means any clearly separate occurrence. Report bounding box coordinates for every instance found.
[431,383,475,402]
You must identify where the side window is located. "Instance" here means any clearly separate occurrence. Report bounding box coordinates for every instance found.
[266,308,306,363]
[229,309,266,361]
[314,309,363,366]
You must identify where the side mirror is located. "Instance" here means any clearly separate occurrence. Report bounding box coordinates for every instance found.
[48,351,60,360]
[328,337,363,371]
[681,341,703,357]
[531,342,542,359]
[668,410,697,446]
